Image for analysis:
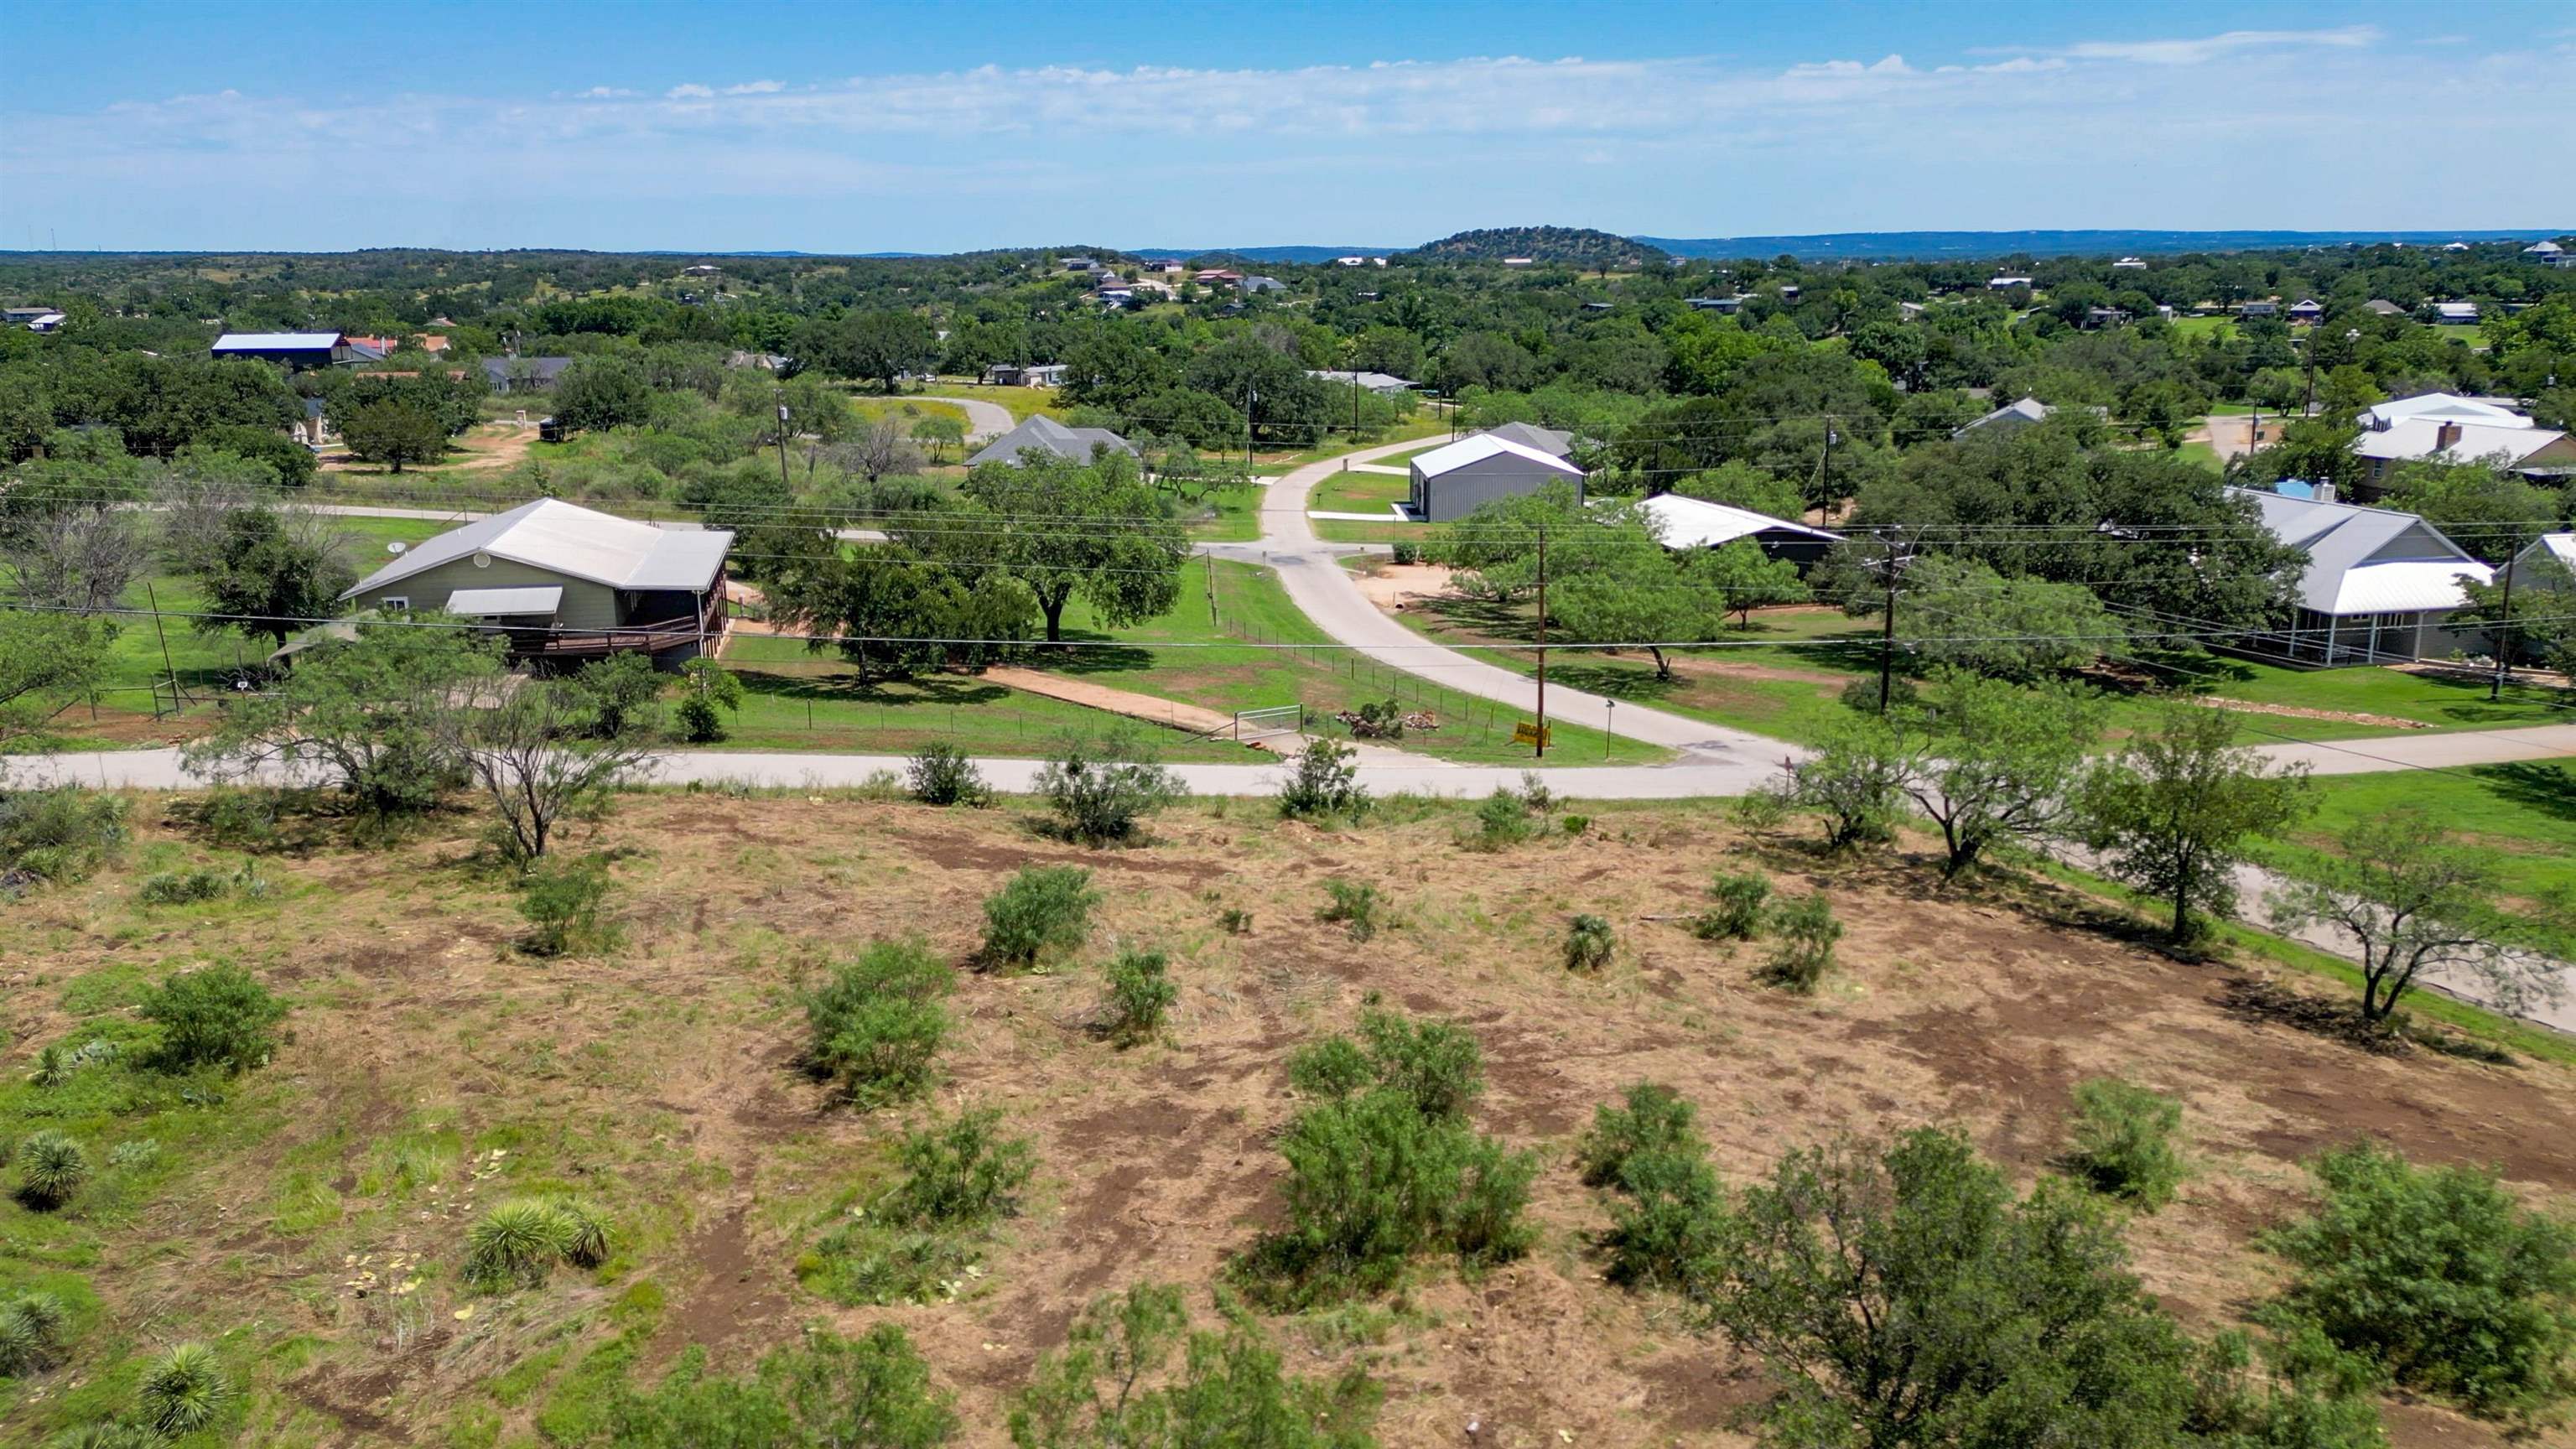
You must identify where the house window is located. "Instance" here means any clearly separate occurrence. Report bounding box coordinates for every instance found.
[382,596,410,612]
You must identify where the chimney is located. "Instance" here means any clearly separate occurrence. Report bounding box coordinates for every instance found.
[2434,421,2463,452]
[2314,482,2336,504]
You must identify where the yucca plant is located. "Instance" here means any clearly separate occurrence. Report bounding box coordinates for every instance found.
[15,1130,88,1210]
[1564,914,1615,973]
[138,1341,228,1436]
[0,1291,70,1375]
[29,1043,70,1088]
[46,1423,160,1449]
[464,1198,574,1290]
[553,1199,615,1269]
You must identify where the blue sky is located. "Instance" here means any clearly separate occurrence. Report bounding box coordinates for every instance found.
[3,0,2569,252]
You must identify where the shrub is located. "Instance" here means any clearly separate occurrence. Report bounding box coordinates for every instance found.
[2267,1140,2576,1420]
[1517,771,1556,818]
[1564,913,1615,972]
[1218,906,1252,935]
[1317,879,1382,941]
[673,694,723,743]
[1760,894,1842,992]
[1010,1283,1380,1448]
[1693,870,1772,941]
[517,853,617,957]
[1576,1083,1702,1187]
[1839,673,1919,715]
[0,1291,70,1376]
[1791,714,1910,851]
[1033,730,1185,844]
[1729,783,1792,830]
[1561,813,1590,835]
[2064,1077,2188,1211]
[1458,787,1533,851]
[804,939,953,1109]
[1603,1145,1727,1297]
[0,783,128,884]
[463,1196,589,1284]
[1389,540,1421,564]
[979,865,1100,971]
[1285,1035,1374,1101]
[906,740,990,807]
[612,1325,957,1449]
[1101,948,1176,1047]
[1277,739,1368,821]
[675,658,744,743]
[185,786,284,850]
[138,1342,228,1437]
[555,1199,615,1269]
[878,1109,1037,1229]
[1350,1009,1484,1121]
[138,963,286,1072]
[138,865,242,905]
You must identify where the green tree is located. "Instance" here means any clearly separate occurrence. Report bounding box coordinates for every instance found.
[1010,1284,1379,1449]
[1903,673,2103,877]
[2268,810,2568,1026]
[337,397,448,473]
[952,455,1187,642]
[613,1326,959,1449]
[2079,702,2311,942]
[0,610,110,746]
[911,409,968,460]
[802,309,937,392]
[187,504,357,646]
[1897,553,2123,683]
[1707,1128,2206,1449]
[551,355,657,433]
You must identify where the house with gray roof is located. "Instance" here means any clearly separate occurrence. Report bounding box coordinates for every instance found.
[965,414,1140,468]
[339,499,732,665]
[1306,369,1416,397]
[1952,396,2054,439]
[2231,484,2491,663]
[1476,421,1575,458]
[1405,434,1584,522]
[480,356,577,392]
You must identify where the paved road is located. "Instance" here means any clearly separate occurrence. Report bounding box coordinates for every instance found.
[2242,723,2576,776]
[903,393,1015,442]
[1215,439,1799,768]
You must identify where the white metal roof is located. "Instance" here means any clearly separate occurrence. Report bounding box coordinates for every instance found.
[342,499,732,599]
[212,332,345,350]
[444,585,564,615]
[2356,418,2566,465]
[1633,493,1840,549]
[2231,486,2489,616]
[1408,434,1585,480]
[2359,392,2530,428]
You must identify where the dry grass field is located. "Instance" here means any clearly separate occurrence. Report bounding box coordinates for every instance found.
[3,788,2572,1446]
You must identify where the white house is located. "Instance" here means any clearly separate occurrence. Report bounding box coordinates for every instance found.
[1986,274,2034,290]
[1633,493,1840,567]
[2232,485,2491,663]
[2357,392,2530,430]
[1306,369,1416,397]
[2111,257,2148,270]
[1953,396,2054,438]
[2433,301,2481,324]
[1405,435,1583,522]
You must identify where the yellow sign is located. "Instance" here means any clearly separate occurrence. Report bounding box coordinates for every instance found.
[1511,722,1552,747]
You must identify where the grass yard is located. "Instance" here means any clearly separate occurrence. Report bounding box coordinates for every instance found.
[1308,465,1410,517]
[2170,317,2237,341]
[2251,761,2576,959]
[903,382,1062,419]
[2,790,2564,1446]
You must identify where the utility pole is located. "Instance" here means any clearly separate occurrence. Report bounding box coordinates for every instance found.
[774,388,792,494]
[146,583,180,708]
[1534,523,1548,758]
[1877,529,1906,713]
[1816,418,1838,525]
[2490,531,2521,701]
[1245,382,1259,466]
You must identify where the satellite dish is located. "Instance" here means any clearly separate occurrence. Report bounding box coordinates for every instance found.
[387,541,408,554]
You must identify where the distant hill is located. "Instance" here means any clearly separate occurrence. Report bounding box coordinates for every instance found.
[1122,245,1401,264]
[1405,226,1670,267]
[1632,228,2565,261]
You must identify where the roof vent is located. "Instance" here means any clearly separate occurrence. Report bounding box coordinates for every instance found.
[473,550,493,569]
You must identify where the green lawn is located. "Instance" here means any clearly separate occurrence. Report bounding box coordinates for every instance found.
[2175,439,2223,473]
[2249,762,2576,960]
[1310,466,1409,517]
[2170,317,2237,341]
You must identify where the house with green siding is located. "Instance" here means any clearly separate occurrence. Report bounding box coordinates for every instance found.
[339,500,732,666]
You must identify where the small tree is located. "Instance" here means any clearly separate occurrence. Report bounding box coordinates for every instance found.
[441,672,663,862]
[138,962,286,1072]
[1010,1283,1380,1449]
[1791,709,1914,850]
[2064,1077,2188,1211]
[517,854,618,957]
[612,1325,958,1449]
[1706,1129,2207,1447]
[2079,702,2310,943]
[1694,870,1771,941]
[338,397,449,472]
[1760,894,1842,992]
[979,865,1100,970]
[2269,810,2568,1026]
[1032,730,1185,844]
[1317,878,1382,941]
[1276,738,1368,821]
[1905,673,2102,878]
[186,504,357,647]
[912,411,969,461]
[804,939,952,1109]
[2268,1140,2576,1421]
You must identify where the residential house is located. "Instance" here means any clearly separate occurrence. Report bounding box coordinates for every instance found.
[480,356,576,393]
[346,335,403,356]
[1685,296,1748,314]
[1953,396,2054,439]
[1986,274,2034,290]
[2355,417,2576,490]
[1476,421,1575,458]
[1062,257,1099,273]
[417,335,450,355]
[2521,241,2564,260]
[22,311,66,333]
[1405,434,1583,522]
[1501,257,1535,267]
[964,414,1138,468]
[291,397,331,448]
[2080,306,2131,330]
[2238,300,2279,319]
[2111,257,2148,270]
[979,361,1069,387]
[2433,301,2480,324]
[683,263,721,277]
[2363,299,2406,317]
[338,499,732,665]
[2231,485,2491,663]
[210,332,378,368]
[2288,299,2324,322]
[2,304,58,325]
[1634,493,1840,569]
[2357,392,2528,430]
[1240,276,1285,294]
[1306,369,1417,397]
[2506,532,2575,593]
[1192,268,1242,285]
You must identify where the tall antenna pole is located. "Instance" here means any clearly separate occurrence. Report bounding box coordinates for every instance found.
[1534,523,1548,759]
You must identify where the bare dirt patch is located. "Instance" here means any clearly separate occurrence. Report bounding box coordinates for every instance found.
[8,797,2566,1448]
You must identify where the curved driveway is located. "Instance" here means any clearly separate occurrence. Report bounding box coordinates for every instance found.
[905,392,1015,442]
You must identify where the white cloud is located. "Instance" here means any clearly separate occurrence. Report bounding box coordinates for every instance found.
[574,86,637,99]
[723,80,786,95]
[2063,25,2379,65]
[665,82,714,99]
